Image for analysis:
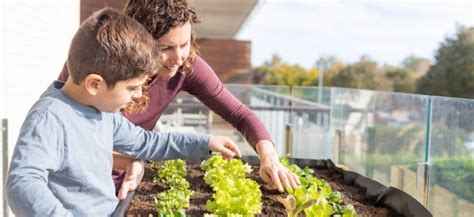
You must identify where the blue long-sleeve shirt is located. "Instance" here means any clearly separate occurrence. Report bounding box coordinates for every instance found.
[5,81,211,217]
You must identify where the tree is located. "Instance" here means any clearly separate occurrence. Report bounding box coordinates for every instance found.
[314,55,346,87]
[401,55,431,78]
[417,26,474,98]
[385,67,417,93]
[329,56,392,91]
[252,54,319,86]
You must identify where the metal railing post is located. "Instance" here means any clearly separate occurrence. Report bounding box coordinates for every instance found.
[417,162,430,206]
[284,124,292,156]
[333,129,342,164]
[2,118,9,217]
[418,96,433,207]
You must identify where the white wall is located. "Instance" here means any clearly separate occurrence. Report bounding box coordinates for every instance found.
[1,0,79,215]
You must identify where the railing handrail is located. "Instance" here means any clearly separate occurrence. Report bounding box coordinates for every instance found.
[167,103,330,113]
[248,86,330,109]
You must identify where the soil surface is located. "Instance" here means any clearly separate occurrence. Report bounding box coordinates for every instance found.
[126,164,390,217]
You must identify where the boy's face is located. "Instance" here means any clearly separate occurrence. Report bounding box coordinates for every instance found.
[95,74,149,113]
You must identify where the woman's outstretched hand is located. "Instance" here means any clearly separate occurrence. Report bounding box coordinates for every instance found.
[256,140,300,192]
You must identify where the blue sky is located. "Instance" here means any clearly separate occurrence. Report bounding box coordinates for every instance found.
[237,0,474,68]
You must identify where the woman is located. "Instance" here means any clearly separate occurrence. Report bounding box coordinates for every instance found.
[60,0,299,199]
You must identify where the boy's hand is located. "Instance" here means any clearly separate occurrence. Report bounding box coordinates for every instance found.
[117,159,145,200]
[208,136,242,160]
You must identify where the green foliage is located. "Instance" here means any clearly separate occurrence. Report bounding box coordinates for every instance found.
[359,123,467,173]
[276,192,320,217]
[155,188,192,217]
[368,124,425,156]
[339,205,357,217]
[348,123,472,203]
[252,54,319,86]
[201,155,262,216]
[154,159,188,187]
[385,67,417,93]
[361,123,469,167]
[330,57,392,91]
[253,53,424,94]
[200,154,251,187]
[152,159,193,216]
[430,123,471,158]
[431,159,474,203]
[316,56,346,88]
[206,179,262,216]
[401,55,431,75]
[417,26,474,98]
[325,56,419,93]
[279,157,315,188]
[278,157,358,217]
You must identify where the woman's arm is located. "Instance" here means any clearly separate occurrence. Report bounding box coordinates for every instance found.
[184,57,299,192]
[112,151,138,171]
[183,57,271,147]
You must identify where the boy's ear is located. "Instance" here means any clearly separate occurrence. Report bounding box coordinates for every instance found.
[84,74,105,96]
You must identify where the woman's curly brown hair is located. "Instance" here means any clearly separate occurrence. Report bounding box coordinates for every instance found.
[123,0,201,113]
[124,0,200,73]
[123,77,151,113]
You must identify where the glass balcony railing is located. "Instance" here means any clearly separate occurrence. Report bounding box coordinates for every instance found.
[125,84,473,216]
[428,96,474,217]
[289,86,331,159]
[331,88,429,191]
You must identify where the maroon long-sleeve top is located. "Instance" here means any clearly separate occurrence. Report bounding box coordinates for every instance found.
[59,56,271,148]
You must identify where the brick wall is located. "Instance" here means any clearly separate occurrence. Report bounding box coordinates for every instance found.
[196,39,251,83]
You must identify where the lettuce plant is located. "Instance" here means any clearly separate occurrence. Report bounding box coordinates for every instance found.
[201,155,262,216]
[206,178,262,216]
[278,157,358,217]
[201,156,251,187]
[155,187,192,217]
[152,159,193,216]
[153,159,187,186]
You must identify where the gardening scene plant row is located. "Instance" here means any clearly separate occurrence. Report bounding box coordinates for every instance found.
[123,155,392,216]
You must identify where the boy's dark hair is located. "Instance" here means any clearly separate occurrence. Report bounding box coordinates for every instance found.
[124,0,200,73]
[67,8,160,88]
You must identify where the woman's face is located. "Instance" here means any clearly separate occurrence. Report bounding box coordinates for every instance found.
[156,22,192,78]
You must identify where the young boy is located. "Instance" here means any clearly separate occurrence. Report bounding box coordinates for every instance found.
[5,8,240,217]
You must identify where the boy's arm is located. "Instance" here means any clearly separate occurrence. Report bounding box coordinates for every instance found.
[112,114,211,160]
[6,110,72,216]
[113,152,145,200]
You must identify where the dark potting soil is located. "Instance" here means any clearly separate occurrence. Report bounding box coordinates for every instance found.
[125,164,390,217]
